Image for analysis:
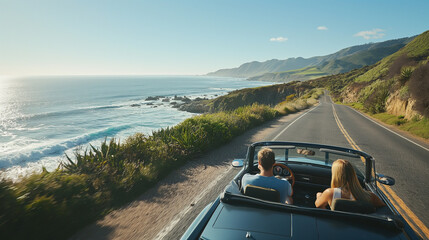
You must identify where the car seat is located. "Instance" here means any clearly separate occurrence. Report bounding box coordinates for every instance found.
[331,198,375,214]
[244,185,281,202]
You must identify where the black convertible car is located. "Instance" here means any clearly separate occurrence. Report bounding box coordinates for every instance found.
[181,141,421,240]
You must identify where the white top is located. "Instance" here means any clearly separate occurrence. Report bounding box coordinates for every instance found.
[333,187,355,201]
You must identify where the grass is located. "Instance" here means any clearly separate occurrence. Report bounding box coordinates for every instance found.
[0,89,320,240]
[354,30,429,83]
[274,88,323,114]
[347,110,429,140]
[371,113,429,139]
[344,102,365,111]
[398,117,429,139]
[372,112,408,126]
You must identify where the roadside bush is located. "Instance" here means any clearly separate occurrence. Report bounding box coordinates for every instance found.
[408,62,429,117]
[0,95,313,239]
[388,54,416,79]
[360,79,393,114]
[399,67,414,84]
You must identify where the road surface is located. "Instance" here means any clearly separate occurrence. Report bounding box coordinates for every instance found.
[71,94,429,240]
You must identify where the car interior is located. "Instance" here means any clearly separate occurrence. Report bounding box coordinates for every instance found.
[236,144,391,215]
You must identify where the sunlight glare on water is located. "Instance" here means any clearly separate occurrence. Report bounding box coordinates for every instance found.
[0,75,272,181]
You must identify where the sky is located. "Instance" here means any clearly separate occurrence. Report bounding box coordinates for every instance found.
[0,0,429,76]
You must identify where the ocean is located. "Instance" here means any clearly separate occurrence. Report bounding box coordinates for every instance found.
[0,75,272,181]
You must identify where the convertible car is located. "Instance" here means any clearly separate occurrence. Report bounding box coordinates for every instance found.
[181,141,421,240]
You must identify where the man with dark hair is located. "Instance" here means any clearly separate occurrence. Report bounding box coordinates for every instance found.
[242,148,293,204]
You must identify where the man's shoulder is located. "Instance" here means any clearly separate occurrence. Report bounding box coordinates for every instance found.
[243,174,287,185]
[242,173,260,183]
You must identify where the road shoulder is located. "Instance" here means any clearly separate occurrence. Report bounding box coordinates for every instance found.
[70,110,308,240]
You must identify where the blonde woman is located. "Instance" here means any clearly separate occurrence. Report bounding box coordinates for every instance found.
[315,159,385,209]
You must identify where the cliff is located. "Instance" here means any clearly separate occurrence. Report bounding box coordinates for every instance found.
[179,81,313,113]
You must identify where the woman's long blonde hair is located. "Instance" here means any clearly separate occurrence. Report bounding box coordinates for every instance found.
[331,159,371,202]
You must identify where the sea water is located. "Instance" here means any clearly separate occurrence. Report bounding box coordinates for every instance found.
[0,75,271,181]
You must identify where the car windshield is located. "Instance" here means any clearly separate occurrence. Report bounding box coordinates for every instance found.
[252,143,372,181]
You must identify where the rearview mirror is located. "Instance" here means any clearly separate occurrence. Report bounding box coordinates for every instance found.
[376,173,395,186]
[231,159,244,167]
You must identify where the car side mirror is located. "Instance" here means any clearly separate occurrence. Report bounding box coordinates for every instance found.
[232,159,244,167]
[376,173,395,186]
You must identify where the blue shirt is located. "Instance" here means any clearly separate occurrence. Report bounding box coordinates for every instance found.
[242,174,292,203]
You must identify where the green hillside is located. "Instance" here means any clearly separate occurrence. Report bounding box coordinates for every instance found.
[208,36,413,79]
[320,44,406,74]
[309,30,429,137]
[249,40,410,82]
[355,30,429,83]
[179,81,315,113]
[248,66,327,82]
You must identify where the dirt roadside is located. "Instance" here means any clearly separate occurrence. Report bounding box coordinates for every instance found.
[69,111,305,240]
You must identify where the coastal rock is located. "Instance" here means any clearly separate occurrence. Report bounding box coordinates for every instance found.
[179,101,209,113]
[182,97,192,103]
[145,96,163,101]
[162,98,170,102]
[194,97,208,101]
[173,95,184,101]
[130,104,141,107]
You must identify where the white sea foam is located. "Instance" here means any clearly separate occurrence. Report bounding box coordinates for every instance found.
[0,76,272,181]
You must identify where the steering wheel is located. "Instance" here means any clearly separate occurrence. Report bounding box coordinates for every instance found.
[273,163,295,188]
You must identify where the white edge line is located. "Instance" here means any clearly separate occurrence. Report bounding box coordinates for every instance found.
[272,105,319,141]
[347,106,429,152]
[154,167,233,240]
[156,104,319,239]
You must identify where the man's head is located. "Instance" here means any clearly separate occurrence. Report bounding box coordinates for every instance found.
[258,148,275,171]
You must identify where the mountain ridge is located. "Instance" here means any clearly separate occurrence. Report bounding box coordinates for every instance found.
[207,36,414,81]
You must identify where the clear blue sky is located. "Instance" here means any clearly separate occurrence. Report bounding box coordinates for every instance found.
[1,0,428,76]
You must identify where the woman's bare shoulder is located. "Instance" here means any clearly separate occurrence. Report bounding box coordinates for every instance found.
[323,188,334,195]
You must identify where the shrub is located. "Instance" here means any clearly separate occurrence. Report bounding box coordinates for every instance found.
[399,67,414,84]
[360,79,393,114]
[388,54,416,79]
[408,62,429,117]
[0,95,314,239]
[286,94,296,102]
[399,85,410,100]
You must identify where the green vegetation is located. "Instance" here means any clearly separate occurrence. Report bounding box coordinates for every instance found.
[307,65,372,99]
[210,36,412,80]
[372,112,408,126]
[354,31,429,84]
[0,88,322,240]
[180,81,315,113]
[308,30,429,139]
[275,88,323,114]
[371,113,429,139]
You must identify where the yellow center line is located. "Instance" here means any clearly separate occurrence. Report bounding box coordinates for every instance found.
[332,104,429,239]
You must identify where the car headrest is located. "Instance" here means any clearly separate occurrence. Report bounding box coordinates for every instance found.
[331,198,376,214]
[244,185,280,202]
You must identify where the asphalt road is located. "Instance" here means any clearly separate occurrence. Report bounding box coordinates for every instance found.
[159,93,429,239]
[271,94,429,238]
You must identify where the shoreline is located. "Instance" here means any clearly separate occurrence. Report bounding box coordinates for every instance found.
[0,92,224,182]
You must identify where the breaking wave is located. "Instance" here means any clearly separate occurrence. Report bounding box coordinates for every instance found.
[0,124,132,169]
